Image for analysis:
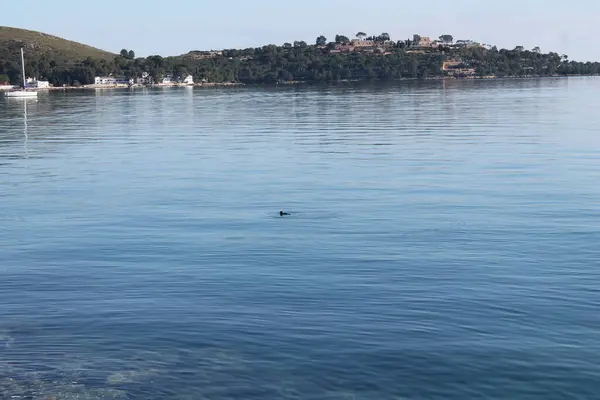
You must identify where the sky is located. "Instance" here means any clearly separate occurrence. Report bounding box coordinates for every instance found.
[2,0,599,61]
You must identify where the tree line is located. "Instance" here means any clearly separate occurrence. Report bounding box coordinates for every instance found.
[1,33,599,86]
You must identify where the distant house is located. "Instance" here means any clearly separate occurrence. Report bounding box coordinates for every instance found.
[183,74,194,85]
[94,76,131,85]
[411,35,434,48]
[350,39,376,48]
[162,75,173,84]
[115,77,132,85]
[442,59,464,70]
[94,76,118,85]
[137,72,150,85]
[26,77,50,88]
[334,44,355,52]
[442,58,476,76]
[95,76,114,85]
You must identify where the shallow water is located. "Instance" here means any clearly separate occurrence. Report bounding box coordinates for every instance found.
[1,79,600,399]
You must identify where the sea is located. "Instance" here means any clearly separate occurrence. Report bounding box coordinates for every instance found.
[1,79,600,399]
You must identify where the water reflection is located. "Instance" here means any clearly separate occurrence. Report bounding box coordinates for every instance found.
[0,97,38,160]
[2,78,600,399]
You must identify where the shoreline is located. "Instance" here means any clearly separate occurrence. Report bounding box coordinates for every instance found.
[1,74,597,92]
[0,82,244,92]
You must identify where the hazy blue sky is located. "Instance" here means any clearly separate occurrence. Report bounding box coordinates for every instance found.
[2,0,598,60]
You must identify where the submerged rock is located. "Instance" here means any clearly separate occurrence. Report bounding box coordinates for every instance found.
[107,369,159,385]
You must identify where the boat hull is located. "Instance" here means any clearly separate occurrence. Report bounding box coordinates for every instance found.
[4,91,38,98]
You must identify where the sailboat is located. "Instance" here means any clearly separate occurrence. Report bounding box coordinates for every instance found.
[5,48,38,98]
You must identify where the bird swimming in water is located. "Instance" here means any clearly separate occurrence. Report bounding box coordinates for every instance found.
[280,211,291,216]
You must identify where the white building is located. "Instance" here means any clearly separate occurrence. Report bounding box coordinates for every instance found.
[25,77,50,88]
[162,75,173,84]
[94,76,132,85]
[183,74,194,85]
[94,77,106,85]
[136,72,150,85]
[95,76,115,85]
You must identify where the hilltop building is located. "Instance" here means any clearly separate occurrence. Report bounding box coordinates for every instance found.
[412,35,434,48]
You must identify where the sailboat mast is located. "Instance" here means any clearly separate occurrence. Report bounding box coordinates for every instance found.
[21,48,26,89]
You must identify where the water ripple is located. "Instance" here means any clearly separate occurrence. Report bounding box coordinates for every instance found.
[1,79,600,399]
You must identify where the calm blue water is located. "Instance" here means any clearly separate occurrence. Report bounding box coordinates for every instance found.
[1,79,600,399]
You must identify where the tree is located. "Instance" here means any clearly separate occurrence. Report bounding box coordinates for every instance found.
[128,50,135,59]
[514,46,525,52]
[278,70,293,81]
[120,49,129,58]
[379,32,391,42]
[0,74,9,84]
[562,54,569,61]
[152,70,164,83]
[356,32,367,40]
[2,32,598,86]
[173,65,188,80]
[439,34,454,44]
[316,35,327,46]
[335,35,350,44]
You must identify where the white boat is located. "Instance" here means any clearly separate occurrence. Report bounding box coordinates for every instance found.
[4,48,38,98]
[5,90,38,98]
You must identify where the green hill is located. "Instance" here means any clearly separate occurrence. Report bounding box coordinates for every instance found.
[0,26,116,84]
[0,26,114,62]
[2,26,599,87]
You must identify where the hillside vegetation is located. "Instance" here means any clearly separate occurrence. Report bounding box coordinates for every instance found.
[0,26,114,83]
[1,27,599,86]
[0,26,114,60]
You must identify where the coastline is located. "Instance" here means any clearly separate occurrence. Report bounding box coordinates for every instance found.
[1,74,597,92]
[0,82,244,92]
